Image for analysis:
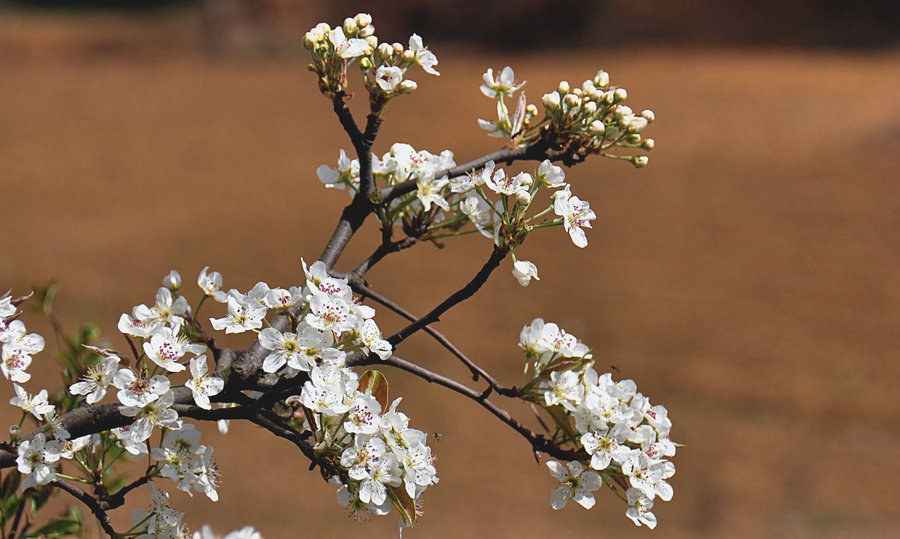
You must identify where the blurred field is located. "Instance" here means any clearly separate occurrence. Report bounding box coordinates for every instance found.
[2,9,900,538]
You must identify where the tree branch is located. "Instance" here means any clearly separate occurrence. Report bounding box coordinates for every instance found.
[386,246,507,347]
[54,479,120,538]
[358,355,577,462]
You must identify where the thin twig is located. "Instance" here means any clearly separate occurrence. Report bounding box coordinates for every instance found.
[350,279,518,396]
[54,478,119,538]
[387,247,508,347]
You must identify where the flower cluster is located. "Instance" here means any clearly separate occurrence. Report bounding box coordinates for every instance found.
[518,318,676,529]
[541,71,655,167]
[302,13,439,108]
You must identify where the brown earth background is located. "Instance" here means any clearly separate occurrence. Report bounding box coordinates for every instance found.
[1,2,899,538]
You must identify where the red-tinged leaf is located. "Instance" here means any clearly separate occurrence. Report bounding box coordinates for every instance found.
[358,370,389,413]
[387,484,417,528]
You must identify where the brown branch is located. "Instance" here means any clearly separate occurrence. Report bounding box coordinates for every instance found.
[349,279,518,396]
[387,246,508,347]
[361,355,577,461]
[54,479,120,538]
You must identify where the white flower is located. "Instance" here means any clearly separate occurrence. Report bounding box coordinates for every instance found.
[375,65,403,92]
[329,27,371,59]
[396,441,438,499]
[536,159,566,188]
[416,175,450,212]
[480,66,525,98]
[113,369,170,408]
[409,33,439,75]
[9,384,54,420]
[317,149,359,190]
[210,296,266,334]
[69,355,120,404]
[1,320,42,382]
[16,433,63,489]
[625,488,658,529]
[143,326,206,373]
[580,424,630,471]
[120,389,182,443]
[344,393,382,435]
[512,260,540,287]
[553,185,596,248]
[0,294,15,319]
[193,525,262,539]
[306,294,356,335]
[198,267,227,302]
[359,319,392,360]
[484,168,530,198]
[186,356,224,410]
[546,460,602,510]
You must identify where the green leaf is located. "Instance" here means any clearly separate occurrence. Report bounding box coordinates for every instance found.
[1,469,22,498]
[24,518,82,537]
[358,370,389,413]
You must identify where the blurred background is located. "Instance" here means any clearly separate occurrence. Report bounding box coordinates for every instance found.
[1,1,899,537]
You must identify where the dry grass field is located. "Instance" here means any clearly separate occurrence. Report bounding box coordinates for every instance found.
[1,10,899,538]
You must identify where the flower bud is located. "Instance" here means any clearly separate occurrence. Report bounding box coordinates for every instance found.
[594,70,610,88]
[515,190,531,205]
[402,50,416,63]
[399,80,418,93]
[613,88,628,103]
[302,32,316,50]
[343,18,358,35]
[366,35,378,49]
[583,101,597,115]
[564,94,581,108]
[542,92,560,110]
[641,109,655,122]
[163,270,182,290]
[377,43,393,59]
[525,104,538,117]
[392,42,404,56]
[573,88,583,99]
[625,133,642,144]
[359,57,373,69]
[614,104,633,120]
[642,138,655,150]
[631,155,649,168]
[590,120,605,134]
[557,80,570,94]
[359,25,375,38]
[355,13,373,28]
[582,80,595,94]
[604,125,620,140]
[315,23,331,35]
[9,424,19,439]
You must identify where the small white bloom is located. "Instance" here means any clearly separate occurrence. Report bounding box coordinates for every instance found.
[9,384,54,420]
[512,260,540,287]
[480,66,525,98]
[186,356,224,410]
[375,65,403,92]
[210,296,266,334]
[329,27,371,59]
[553,185,596,248]
[162,270,182,290]
[70,355,120,404]
[198,267,227,302]
[625,488,658,529]
[409,33,439,75]
[546,460,602,510]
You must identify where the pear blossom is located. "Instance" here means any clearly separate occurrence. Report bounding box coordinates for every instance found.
[512,260,540,287]
[306,294,356,335]
[16,433,63,490]
[317,149,359,190]
[358,454,401,505]
[1,320,43,382]
[553,185,596,248]
[328,27,371,59]
[193,525,262,539]
[120,389,182,443]
[186,356,224,410]
[210,295,266,334]
[143,326,207,373]
[163,270,182,290]
[0,293,15,319]
[536,159,566,188]
[198,267,227,302]
[416,175,450,212]
[359,319,392,360]
[344,392,382,435]
[409,33,439,75]
[625,488,658,529]
[546,460,602,510]
[480,66,525,98]
[113,369,170,408]
[9,384,54,420]
[375,65,403,92]
[69,355,120,404]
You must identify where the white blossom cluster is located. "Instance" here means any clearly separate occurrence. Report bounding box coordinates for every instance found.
[319,145,596,288]
[541,70,655,167]
[519,318,676,529]
[302,13,439,100]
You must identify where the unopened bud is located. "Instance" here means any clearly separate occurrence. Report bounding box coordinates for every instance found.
[392,42,404,56]
[590,120,605,134]
[9,425,19,441]
[564,94,581,108]
[366,35,379,49]
[525,104,538,116]
[163,270,182,290]
[302,32,316,50]
[515,190,531,205]
[359,57,373,69]
[594,70,610,88]
[315,23,331,35]
[631,155,649,168]
[604,125,620,140]
[343,18,358,35]
[626,116,648,133]
[583,101,597,115]
[399,80,418,93]
[641,109,655,123]
[642,138,655,150]
[401,50,415,63]
[614,104,633,120]
[573,88,583,99]
[557,80,570,94]
[355,13,372,28]
[359,25,375,38]
[582,80,595,94]
[613,88,628,103]
[542,92,560,110]
[377,43,393,59]
[625,133,642,144]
